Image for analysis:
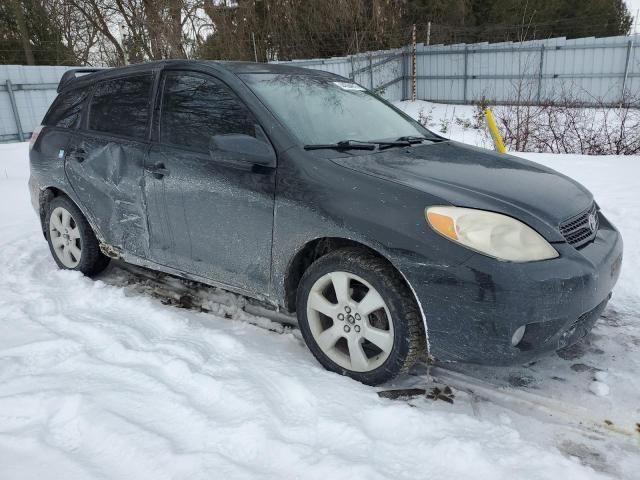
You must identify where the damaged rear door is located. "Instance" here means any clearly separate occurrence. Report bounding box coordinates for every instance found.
[144,69,276,296]
[65,73,154,258]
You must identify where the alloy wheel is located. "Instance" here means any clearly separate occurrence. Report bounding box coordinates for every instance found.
[49,206,82,268]
[306,271,394,372]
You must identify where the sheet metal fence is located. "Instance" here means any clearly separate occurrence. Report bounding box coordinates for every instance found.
[2,35,640,143]
[0,65,73,143]
[276,34,640,106]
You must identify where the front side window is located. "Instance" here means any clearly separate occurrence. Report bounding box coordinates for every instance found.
[241,73,433,146]
[46,87,89,128]
[159,71,257,152]
[89,74,153,140]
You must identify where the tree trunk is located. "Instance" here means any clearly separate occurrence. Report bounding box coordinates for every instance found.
[11,0,35,65]
[168,0,184,58]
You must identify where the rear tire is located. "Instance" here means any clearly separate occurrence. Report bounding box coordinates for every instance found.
[45,196,110,276]
[296,247,425,385]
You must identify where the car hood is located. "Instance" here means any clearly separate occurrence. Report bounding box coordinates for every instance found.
[331,141,593,242]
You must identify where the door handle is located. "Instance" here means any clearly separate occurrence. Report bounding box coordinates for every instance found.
[67,148,86,163]
[146,163,170,179]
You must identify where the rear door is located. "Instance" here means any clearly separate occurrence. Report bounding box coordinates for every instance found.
[144,69,276,295]
[65,73,154,258]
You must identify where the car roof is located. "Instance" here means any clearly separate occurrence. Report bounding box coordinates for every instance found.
[58,59,343,92]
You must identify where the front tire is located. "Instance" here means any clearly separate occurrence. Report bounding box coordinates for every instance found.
[45,196,110,276]
[296,248,426,385]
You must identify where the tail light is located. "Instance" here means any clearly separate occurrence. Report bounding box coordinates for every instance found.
[29,125,43,150]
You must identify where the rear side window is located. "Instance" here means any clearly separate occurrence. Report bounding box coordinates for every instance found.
[159,71,257,152]
[45,87,89,128]
[89,74,153,140]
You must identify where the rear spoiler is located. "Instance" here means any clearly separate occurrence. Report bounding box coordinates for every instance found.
[57,68,103,93]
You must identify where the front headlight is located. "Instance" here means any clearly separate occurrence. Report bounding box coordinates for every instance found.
[426,206,558,262]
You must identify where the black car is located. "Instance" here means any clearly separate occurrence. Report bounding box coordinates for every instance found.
[29,60,623,385]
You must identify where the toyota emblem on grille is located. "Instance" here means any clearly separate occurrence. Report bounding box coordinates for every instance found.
[588,212,597,232]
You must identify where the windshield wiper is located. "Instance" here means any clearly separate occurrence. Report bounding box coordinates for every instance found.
[377,135,446,150]
[376,140,412,150]
[400,135,448,143]
[304,140,376,151]
[395,135,429,143]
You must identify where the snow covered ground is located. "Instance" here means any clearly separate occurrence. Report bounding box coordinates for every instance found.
[394,100,489,148]
[1,130,639,479]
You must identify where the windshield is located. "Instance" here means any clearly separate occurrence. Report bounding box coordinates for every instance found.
[241,73,433,146]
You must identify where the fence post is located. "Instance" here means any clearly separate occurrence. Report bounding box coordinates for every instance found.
[621,38,634,102]
[411,24,417,101]
[402,50,408,99]
[251,32,258,62]
[368,53,374,90]
[350,54,355,80]
[463,46,469,104]
[537,44,545,103]
[6,80,25,142]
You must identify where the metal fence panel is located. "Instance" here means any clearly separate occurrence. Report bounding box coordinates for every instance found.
[0,65,73,142]
[275,34,640,107]
[273,48,405,101]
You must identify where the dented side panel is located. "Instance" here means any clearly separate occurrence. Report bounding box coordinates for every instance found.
[65,133,150,258]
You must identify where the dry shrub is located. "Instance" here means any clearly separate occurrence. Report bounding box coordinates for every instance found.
[490,96,640,155]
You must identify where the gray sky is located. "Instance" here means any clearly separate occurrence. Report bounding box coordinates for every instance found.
[627,0,640,17]
[626,0,640,33]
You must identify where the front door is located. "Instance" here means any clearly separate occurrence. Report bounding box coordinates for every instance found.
[144,70,276,296]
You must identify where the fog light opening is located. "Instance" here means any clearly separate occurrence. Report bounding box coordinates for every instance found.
[511,325,526,347]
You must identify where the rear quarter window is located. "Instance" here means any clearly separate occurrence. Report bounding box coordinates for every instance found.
[44,87,90,129]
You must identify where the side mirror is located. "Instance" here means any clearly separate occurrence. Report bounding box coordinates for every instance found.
[210,134,276,167]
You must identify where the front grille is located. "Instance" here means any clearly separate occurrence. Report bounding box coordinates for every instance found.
[559,203,599,248]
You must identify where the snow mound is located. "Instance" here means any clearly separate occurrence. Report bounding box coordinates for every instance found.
[590,381,611,397]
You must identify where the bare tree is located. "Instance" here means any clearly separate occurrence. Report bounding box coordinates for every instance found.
[67,0,128,64]
[51,0,100,64]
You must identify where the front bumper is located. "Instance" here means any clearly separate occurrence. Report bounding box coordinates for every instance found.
[400,212,623,364]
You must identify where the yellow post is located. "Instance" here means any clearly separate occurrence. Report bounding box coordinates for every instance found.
[484,108,506,154]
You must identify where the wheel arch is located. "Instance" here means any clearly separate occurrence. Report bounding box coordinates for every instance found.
[283,237,430,352]
[38,186,104,247]
[38,186,68,237]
